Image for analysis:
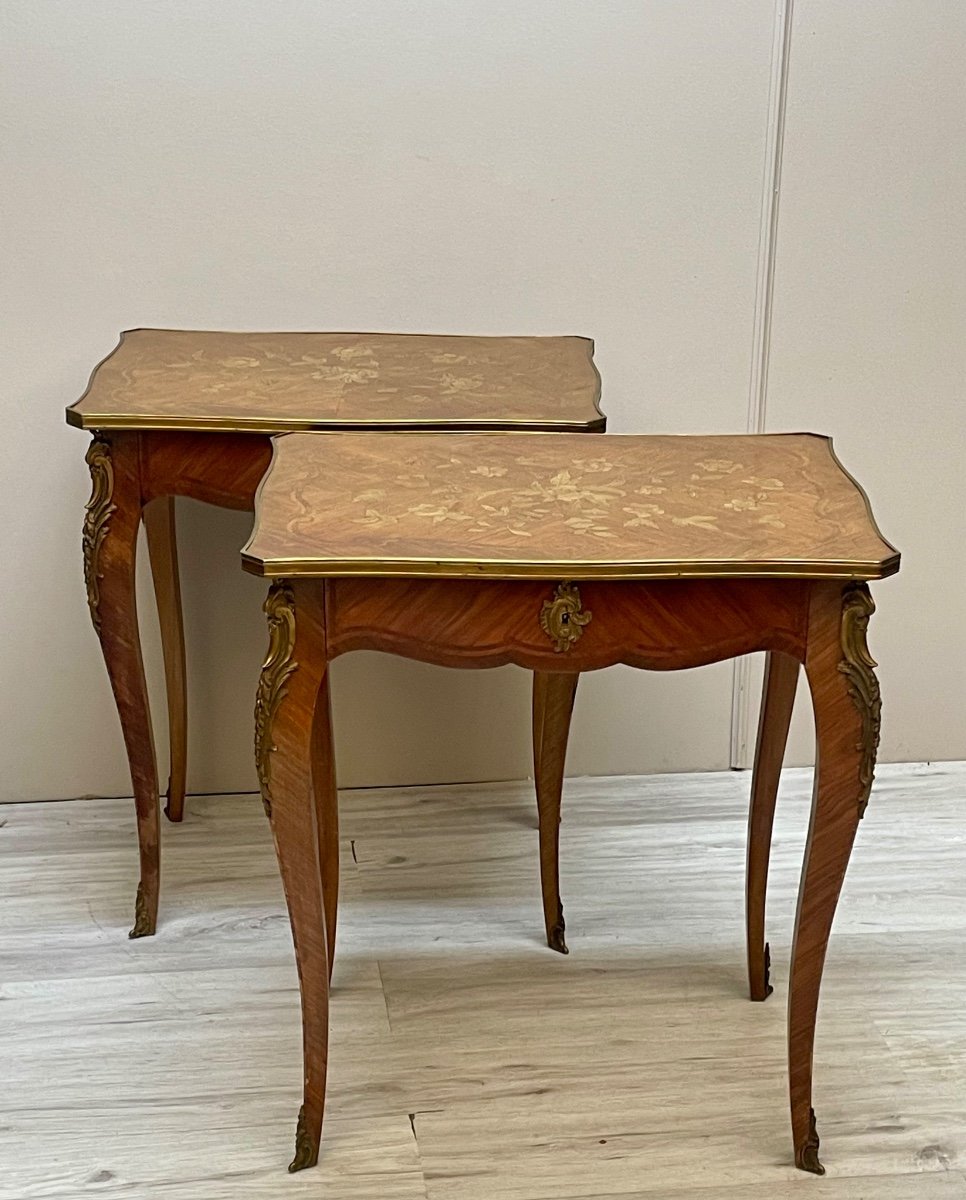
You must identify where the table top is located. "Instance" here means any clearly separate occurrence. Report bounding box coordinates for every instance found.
[241,432,900,581]
[66,329,604,433]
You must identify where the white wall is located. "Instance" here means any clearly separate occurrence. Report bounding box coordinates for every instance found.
[1,1,960,803]
[760,0,966,767]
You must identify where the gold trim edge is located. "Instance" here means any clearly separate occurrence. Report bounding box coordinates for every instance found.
[65,409,606,433]
[83,438,118,631]
[254,582,298,820]
[837,583,881,819]
[240,552,901,582]
[824,438,901,564]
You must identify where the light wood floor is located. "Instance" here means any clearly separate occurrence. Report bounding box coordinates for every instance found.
[2,762,965,1198]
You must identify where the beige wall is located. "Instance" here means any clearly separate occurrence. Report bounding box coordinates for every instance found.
[0,1,961,802]
[755,0,966,767]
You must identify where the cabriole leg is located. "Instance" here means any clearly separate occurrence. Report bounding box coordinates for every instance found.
[746,651,799,1000]
[312,672,339,982]
[84,433,161,938]
[532,671,579,954]
[255,579,330,1172]
[143,495,188,823]
[788,583,880,1174]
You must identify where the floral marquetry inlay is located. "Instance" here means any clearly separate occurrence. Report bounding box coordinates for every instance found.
[66,329,603,432]
[242,432,900,582]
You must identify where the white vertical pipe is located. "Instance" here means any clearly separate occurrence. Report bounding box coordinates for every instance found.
[730,0,795,768]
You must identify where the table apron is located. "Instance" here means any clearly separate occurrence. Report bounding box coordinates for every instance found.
[321,576,811,672]
[137,430,272,510]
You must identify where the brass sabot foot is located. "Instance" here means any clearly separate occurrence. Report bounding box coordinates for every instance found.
[548,903,569,955]
[288,1104,319,1172]
[795,1108,825,1175]
[752,941,774,1002]
[128,882,155,939]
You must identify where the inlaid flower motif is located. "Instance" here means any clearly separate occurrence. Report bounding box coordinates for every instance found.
[696,459,741,473]
[564,516,618,538]
[353,508,398,527]
[331,344,377,361]
[571,457,614,473]
[439,372,484,393]
[220,356,262,368]
[741,476,784,490]
[622,503,665,529]
[431,353,469,365]
[518,469,626,507]
[310,366,379,385]
[672,514,721,530]
[408,502,474,524]
[325,441,811,548]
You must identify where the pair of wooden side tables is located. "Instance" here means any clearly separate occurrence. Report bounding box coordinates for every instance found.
[68,328,900,1178]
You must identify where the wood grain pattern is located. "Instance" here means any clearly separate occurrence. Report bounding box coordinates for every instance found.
[532,672,579,953]
[66,328,604,432]
[256,581,331,1172]
[259,570,889,1175]
[83,432,161,938]
[746,650,799,1001]
[312,671,339,983]
[143,496,188,823]
[74,322,604,922]
[242,432,899,580]
[789,581,878,1174]
[87,431,590,934]
[325,577,810,672]
[139,430,273,510]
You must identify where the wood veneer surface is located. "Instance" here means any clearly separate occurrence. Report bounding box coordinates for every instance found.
[242,432,898,579]
[66,329,603,432]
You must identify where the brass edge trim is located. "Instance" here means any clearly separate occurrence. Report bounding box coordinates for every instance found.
[584,338,605,428]
[242,435,285,566]
[65,331,129,427]
[65,413,606,433]
[240,552,901,581]
[83,437,118,631]
[837,583,881,818]
[66,327,605,431]
[119,326,598,342]
[254,581,298,819]
[823,436,901,563]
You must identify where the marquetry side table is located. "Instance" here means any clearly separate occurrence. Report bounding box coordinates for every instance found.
[242,430,899,1175]
[67,328,604,938]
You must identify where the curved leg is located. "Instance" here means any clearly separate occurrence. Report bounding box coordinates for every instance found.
[312,672,339,982]
[789,583,879,1174]
[143,496,188,823]
[256,580,330,1172]
[746,651,799,1000]
[84,434,161,938]
[532,671,579,954]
